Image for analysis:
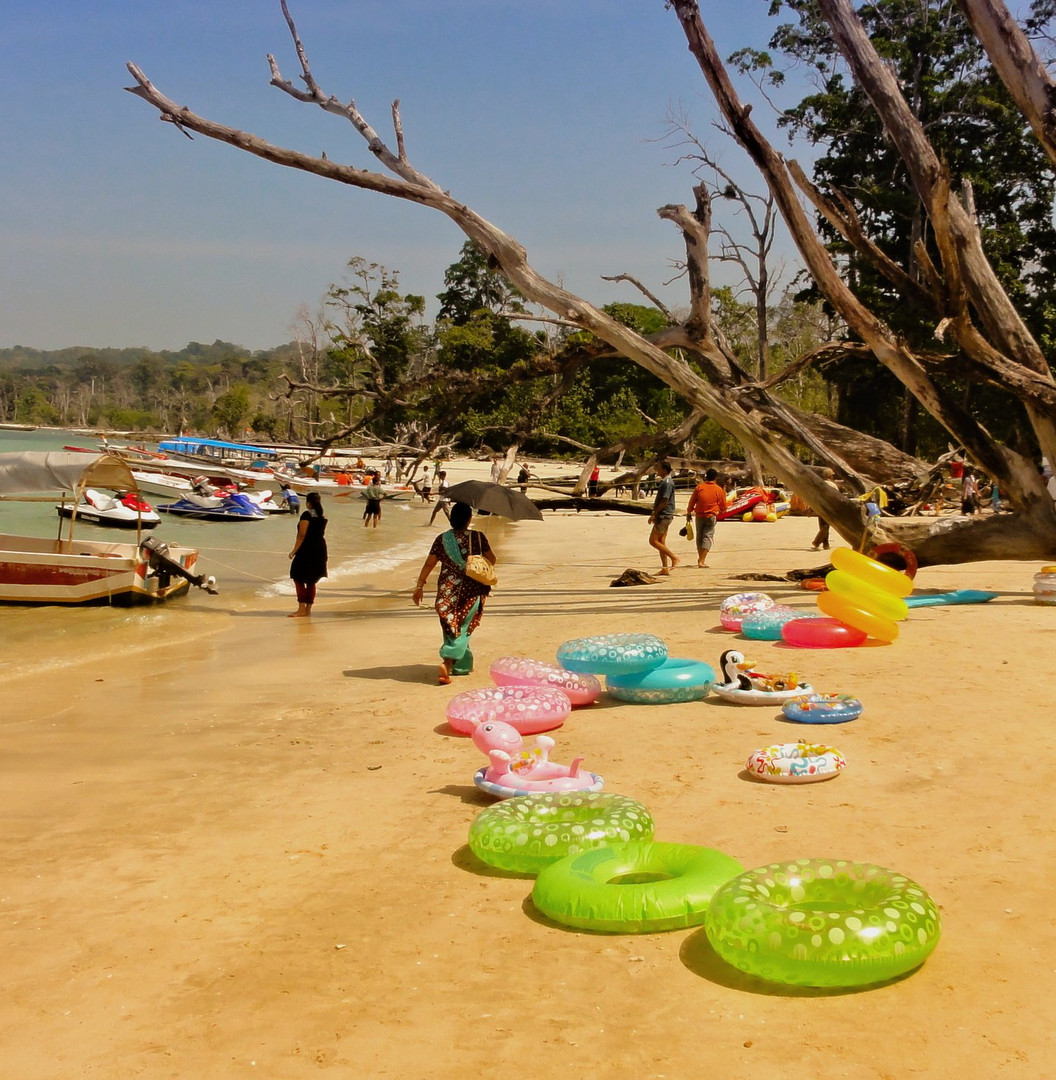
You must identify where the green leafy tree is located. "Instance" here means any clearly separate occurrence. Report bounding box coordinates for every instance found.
[747,0,1056,452]
[211,383,252,438]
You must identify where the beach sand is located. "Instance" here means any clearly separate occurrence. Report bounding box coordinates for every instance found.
[2,471,1055,1078]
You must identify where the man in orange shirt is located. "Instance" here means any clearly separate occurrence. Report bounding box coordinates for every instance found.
[685,469,727,567]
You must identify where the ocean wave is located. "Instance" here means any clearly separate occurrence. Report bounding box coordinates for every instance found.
[256,537,429,597]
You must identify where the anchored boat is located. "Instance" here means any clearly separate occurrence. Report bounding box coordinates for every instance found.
[0,451,217,605]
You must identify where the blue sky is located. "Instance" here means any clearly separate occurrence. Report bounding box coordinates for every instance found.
[2,2,790,352]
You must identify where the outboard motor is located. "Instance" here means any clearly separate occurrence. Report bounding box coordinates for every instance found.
[140,536,219,594]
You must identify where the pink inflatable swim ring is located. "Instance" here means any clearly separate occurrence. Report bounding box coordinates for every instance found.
[490,656,602,706]
[445,685,572,736]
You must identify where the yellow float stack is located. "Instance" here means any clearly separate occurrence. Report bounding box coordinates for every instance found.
[817,548,912,642]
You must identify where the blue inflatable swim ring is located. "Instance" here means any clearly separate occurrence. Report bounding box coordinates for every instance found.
[782,693,863,724]
[557,633,667,676]
[605,657,716,704]
[741,606,804,641]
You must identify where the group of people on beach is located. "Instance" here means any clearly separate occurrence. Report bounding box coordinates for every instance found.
[285,478,497,686]
[647,461,729,574]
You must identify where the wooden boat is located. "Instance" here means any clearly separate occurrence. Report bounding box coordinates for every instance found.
[0,452,217,605]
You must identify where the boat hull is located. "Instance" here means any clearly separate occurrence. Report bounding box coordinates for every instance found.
[0,534,196,605]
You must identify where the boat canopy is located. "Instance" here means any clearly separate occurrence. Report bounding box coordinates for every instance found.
[0,451,138,495]
[158,437,278,458]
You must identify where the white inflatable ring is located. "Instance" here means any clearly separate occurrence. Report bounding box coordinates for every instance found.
[711,681,814,706]
[489,656,602,706]
[746,742,847,783]
[473,767,605,800]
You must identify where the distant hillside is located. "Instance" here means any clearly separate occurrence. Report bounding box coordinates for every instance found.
[0,340,298,372]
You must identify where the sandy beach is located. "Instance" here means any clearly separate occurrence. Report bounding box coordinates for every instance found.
[2,466,1055,1079]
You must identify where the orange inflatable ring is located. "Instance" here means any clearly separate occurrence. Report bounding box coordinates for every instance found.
[868,542,918,579]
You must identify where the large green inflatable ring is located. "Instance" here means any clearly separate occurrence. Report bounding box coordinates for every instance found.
[532,842,745,933]
[704,859,941,987]
[468,792,654,876]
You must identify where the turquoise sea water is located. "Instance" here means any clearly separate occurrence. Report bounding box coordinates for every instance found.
[0,428,439,671]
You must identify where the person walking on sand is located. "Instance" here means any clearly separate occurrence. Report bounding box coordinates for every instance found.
[363,471,384,528]
[288,491,328,617]
[810,468,839,551]
[685,468,727,567]
[588,463,601,498]
[429,470,451,525]
[412,501,496,684]
[648,460,679,575]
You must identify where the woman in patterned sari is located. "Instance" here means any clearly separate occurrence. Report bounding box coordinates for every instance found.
[412,501,496,684]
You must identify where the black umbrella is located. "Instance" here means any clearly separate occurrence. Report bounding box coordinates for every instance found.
[444,480,544,521]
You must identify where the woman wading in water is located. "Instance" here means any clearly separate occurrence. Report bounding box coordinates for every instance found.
[288,491,328,617]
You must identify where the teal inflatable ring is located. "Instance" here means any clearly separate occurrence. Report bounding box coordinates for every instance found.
[532,841,745,933]
[704,859,941,987]
[605,657,716,704]
[556,633,667,675]
[468,792,654,875]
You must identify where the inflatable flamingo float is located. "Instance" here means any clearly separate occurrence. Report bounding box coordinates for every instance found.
[470,719,604,799]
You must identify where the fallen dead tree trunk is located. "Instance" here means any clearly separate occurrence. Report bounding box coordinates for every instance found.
[530,497,650,514]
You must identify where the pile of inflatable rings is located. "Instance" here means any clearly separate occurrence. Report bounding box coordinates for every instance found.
[782,693,863,724]
[741,606,803,641]
[746,742,847,783]
[704,859,942,987]
[817,548,912,643]
[556,633,668,675]
[605,658,716,705]
[532,842,745,933]
[445,685,571,736]
[468,792,655,875]
[719,592,774,632]
[490,656,602,706]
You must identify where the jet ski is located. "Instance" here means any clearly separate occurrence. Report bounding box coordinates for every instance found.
[56,488,162,529]
[157,489,266,521]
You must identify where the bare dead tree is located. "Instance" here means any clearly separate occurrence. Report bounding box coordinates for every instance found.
[126,0,1056,564]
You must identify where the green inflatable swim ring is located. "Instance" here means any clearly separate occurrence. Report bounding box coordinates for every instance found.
[468,792,654,876]
[704,859,941,987]
[532,841,745,933]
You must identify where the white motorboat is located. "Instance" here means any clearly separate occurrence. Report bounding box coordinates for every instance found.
[0,452,217,605]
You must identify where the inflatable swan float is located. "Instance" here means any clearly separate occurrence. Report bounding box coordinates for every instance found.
[470,719,603,799]
[711,649,814,705]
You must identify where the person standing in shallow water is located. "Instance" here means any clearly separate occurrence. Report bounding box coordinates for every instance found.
[362,471,384,528]
[288,491,328,617]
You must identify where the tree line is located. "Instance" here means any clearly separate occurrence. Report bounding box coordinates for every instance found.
[0,244,835,463]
